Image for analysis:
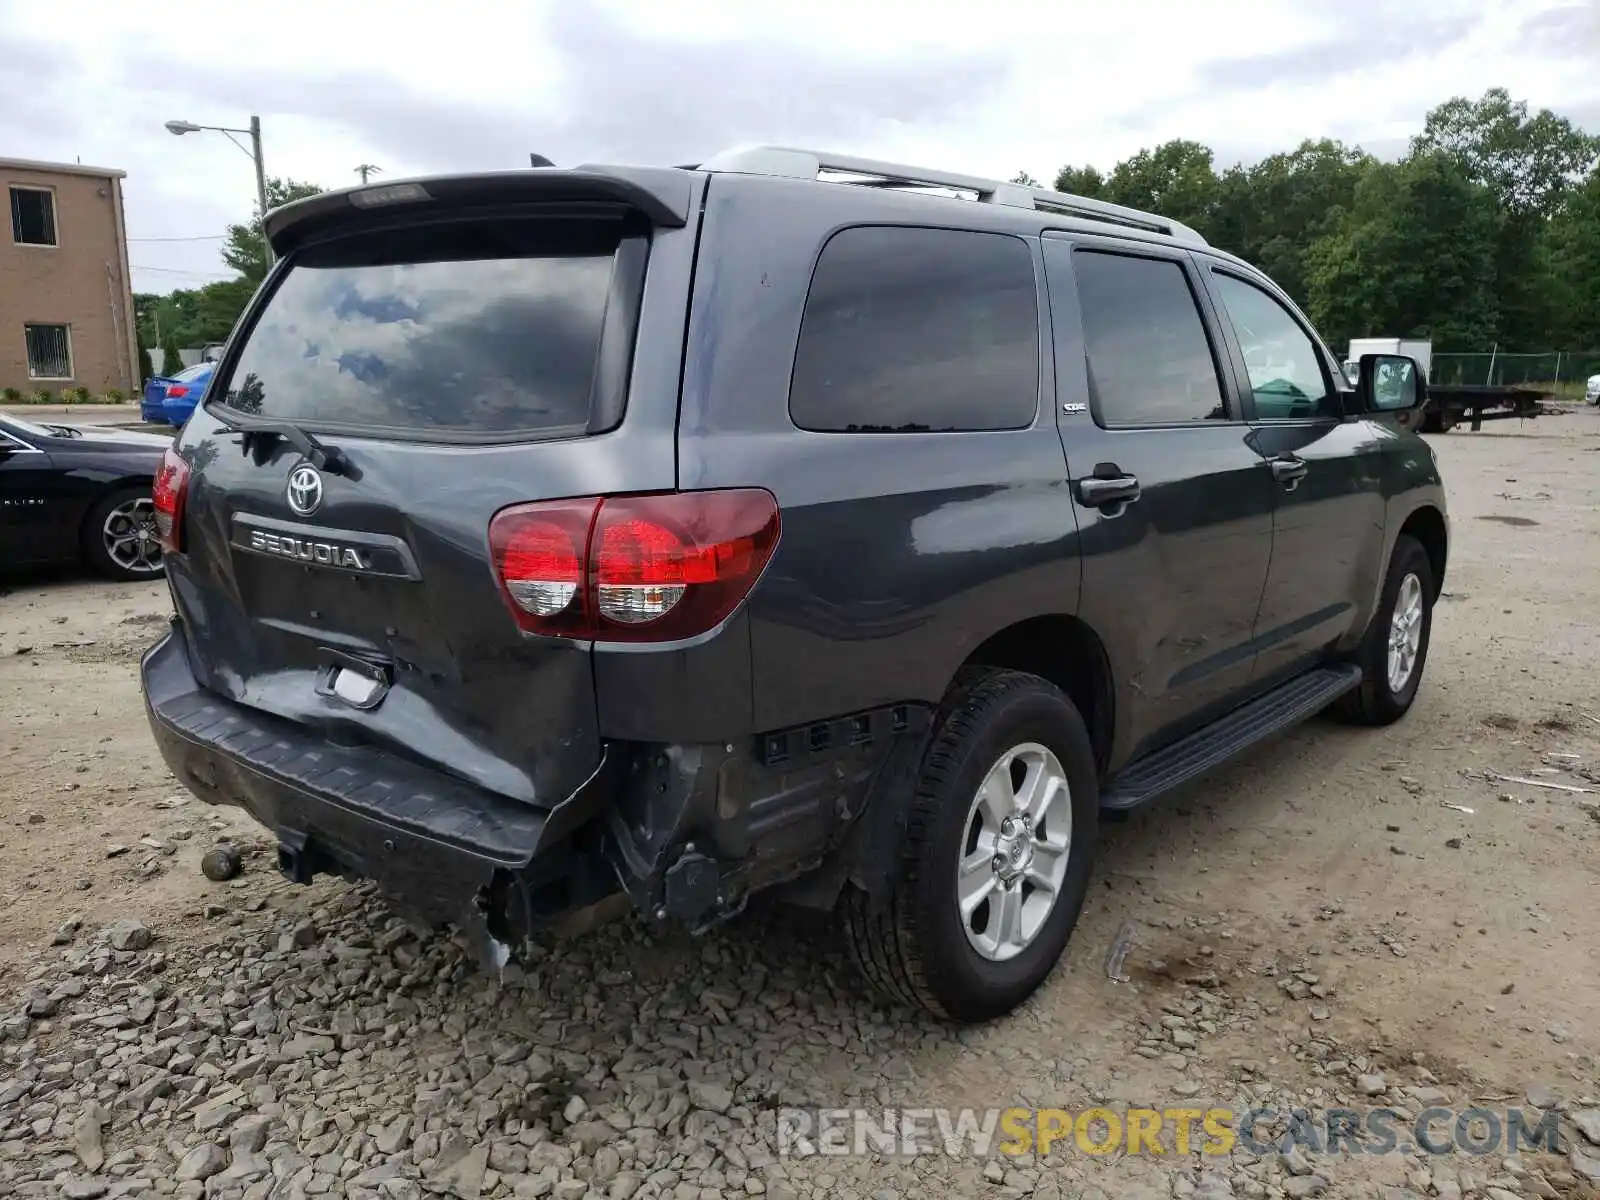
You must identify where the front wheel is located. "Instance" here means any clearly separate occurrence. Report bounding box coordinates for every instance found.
[83,487,165,582]
[843,669,1099,1021]
[1336,534,1434,725]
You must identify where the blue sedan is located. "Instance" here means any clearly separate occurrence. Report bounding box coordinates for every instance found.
[141,362,214,426]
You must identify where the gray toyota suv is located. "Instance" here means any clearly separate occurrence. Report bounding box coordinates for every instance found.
[141,146,1447,1020]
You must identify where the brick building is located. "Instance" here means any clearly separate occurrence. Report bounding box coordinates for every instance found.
[0,157,139,396]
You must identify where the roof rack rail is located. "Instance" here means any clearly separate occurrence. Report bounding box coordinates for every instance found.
[696,145,1207,246]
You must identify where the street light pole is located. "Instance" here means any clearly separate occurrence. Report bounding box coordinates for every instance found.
[165,114,273,268]
[249,116,272,267]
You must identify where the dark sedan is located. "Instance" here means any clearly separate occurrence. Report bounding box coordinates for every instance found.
[0,413,173,581]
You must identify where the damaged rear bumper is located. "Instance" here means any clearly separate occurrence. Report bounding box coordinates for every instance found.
[140,628,614,968]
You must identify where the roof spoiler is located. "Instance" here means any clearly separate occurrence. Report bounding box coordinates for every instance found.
[263,166,694,256]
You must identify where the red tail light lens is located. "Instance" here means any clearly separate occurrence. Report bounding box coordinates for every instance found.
[165,385,190,399]
[152,447,190,554]
[489,490,780,642]
[593,493,779,633]
[488,498,600,637]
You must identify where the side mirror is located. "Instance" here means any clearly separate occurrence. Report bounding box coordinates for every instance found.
[1357,354,1427,412]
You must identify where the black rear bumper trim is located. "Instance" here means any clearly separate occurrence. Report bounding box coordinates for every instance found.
[144,632,550,864]
[141,629,613,945]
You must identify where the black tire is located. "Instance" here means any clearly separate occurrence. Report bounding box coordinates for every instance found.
[1336,534,1434,725]
[82,486,165,582]
[843,669,1099,1021]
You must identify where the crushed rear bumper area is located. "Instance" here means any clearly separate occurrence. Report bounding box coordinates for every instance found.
[140,628,614,967]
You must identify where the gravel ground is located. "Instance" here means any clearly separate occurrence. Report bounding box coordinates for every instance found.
[2,411,1599,1199]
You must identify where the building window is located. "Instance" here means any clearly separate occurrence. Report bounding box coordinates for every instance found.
[9,187,58,246]
[24,324,72,379]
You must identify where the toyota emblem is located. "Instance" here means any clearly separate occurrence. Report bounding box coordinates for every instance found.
[285,463,324,516]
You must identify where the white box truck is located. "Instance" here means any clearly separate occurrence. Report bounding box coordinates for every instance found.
[1344,338,1432,383]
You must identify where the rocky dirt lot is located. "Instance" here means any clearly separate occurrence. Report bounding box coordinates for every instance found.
[1,412,1598,1200]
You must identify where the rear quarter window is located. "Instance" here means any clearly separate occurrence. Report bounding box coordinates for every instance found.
[215,219,630,440]
[789,226,1039,433]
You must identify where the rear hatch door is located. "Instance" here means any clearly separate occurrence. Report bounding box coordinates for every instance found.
[166,170,697,808]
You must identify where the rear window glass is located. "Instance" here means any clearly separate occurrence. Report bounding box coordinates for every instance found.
[215,220,623,438]
[173,363,211,382]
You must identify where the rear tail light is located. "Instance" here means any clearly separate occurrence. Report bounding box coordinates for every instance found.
[489,497,598,639]
[152,447,190,554]
[489,490,780,642]
[165,385,190,399]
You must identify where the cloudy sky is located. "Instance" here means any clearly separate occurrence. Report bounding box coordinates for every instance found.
[3,0,1596,294]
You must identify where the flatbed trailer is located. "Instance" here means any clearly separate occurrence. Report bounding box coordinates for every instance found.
[1420,384,1554,432]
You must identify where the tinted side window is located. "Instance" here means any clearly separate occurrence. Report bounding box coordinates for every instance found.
[1210,272,1335,419]
[790,227,1038,432]
[1073,251,1227,426]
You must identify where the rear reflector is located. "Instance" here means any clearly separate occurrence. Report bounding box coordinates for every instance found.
[489,490,780,641]
[152,447,190,554]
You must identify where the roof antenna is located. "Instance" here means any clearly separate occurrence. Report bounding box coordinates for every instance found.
[529,153,555,168]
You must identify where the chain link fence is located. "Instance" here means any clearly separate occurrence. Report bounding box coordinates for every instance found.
[1432,352,1600,400]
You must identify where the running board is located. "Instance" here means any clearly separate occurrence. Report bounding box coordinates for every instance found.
[1100,664,1363,812]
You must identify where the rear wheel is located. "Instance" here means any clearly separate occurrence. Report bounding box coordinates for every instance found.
[1336,534,1433,725]
[83,487,164,582]
[843,669,1098,1021]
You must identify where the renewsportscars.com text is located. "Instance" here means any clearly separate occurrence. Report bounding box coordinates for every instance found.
[775,1106,1566,1159]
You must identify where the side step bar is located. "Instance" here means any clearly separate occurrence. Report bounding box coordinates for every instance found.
[1100,664,1363,812]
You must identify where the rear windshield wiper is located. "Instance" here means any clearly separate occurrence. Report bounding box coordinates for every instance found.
[217,412,350,475]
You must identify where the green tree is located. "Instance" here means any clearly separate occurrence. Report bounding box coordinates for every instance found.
[1040,91,1598,348]
[1010,171,1041,187]
[1412,89,1600,348]
[133,292,163,350]
[1053,143,1221,236]
[1549,166,1600,349]
[221,177,325,286]
[1214,140,1375,306]
[1412,87,1599,217]
[138,344,154,386]
[1100,140,1221,236]
[1491,217,1558,351]
[161,338,184,377]
[194,278,257,343]
[1053,165,1106,198]
[1305,154,1501,352]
